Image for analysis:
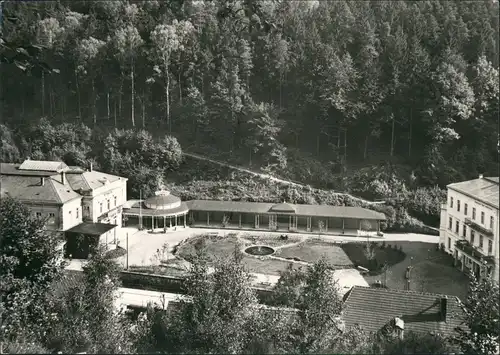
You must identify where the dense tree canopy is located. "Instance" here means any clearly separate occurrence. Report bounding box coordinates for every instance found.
[453,275,500,355]
[0,0,498,187]
[0,198,65,344]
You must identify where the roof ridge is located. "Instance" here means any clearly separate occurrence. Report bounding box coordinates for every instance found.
[351,285,453,298]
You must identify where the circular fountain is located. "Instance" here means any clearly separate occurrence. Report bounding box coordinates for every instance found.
[245,245,275,256]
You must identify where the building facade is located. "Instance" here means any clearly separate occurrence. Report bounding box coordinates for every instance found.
[439,175,499,281]
[1,160,128,257]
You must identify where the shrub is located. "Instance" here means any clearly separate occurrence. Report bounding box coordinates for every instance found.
[381,241,386,249]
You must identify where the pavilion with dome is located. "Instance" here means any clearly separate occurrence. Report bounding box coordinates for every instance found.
[123,189,387,236]
[122,188,189,231]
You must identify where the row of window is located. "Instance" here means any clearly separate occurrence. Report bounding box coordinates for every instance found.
[99,196,118,214]
[35,211,56,225]
[449,197,494,229]
[448,217,494,254]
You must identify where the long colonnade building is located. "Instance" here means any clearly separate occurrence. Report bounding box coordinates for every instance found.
[123,189,386,236]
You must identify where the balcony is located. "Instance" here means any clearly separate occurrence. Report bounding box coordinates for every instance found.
[455,239,495,265]
[464,218,494,237]
[97,206,123,222]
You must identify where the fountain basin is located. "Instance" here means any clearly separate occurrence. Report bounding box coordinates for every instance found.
[245,245,275,256]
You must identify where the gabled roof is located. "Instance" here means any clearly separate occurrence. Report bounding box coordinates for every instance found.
[18,160,69,172]
[343,286,465,338]
[66,170,127,192]
[0,175,81,204]
[448,177,499,209]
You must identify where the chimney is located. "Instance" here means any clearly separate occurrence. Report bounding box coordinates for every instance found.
[479,174,483,179]
[394,317,404,340]
[40,177,45,186]
[89,162,93,172]
[61,171,66,185]
[440,296,448,322]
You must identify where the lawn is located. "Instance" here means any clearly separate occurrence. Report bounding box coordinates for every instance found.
[241,256,304,276]
[277,241,354,267]
[240,233,304,247]
[342,241,469,300]
[340,242,405,272]
[176,234,246,263]
[175,234,346,276]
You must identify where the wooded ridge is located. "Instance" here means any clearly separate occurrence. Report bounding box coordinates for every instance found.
[0,0,498,233]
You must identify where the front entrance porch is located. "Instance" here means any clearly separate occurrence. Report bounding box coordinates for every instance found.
[455,251,494,281]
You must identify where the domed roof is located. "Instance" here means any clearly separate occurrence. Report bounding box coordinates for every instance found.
[144,189,181,210]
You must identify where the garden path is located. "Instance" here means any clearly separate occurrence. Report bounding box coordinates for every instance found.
[183,151,386,205]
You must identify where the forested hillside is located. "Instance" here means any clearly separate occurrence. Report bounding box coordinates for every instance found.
[1,1,499,218]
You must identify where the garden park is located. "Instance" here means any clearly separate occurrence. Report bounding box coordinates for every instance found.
[122,231,470,300]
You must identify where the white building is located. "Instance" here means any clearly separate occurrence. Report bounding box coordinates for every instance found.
[439,175,499,282]
[0,160,128,258]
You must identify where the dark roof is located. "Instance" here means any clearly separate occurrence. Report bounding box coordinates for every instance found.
[0,174,81,204]
[1,162,127,203]
[343,286,465,338]
[185,200,386,220]
[66,222,117,236]
[448,177,499,209]
[123,201,189,216]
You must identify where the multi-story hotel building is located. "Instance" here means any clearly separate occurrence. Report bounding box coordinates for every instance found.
[439,175,499,282]
[0,159,128,257]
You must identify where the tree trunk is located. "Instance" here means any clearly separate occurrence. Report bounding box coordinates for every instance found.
[60,93,64,121]
[166,71,171,132]
[408,108,413,157]
[41,71,45,116]
[390,116,395,157]
[119,77,123,118]
[178,70,182,106]
[249,149,252,166]
[364,133,369,160]
[344,129,347,162]
[230,111,235,154]
[75,68,82,119]
[107,91,110,120]
[279,71,283,110]
[92,78,96,126]
[201,73,205,98]
[48,87,52,117]
[141,91,146,129]
[50,88,54,117]
[114,100,117,127]
[131,60,135,127]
